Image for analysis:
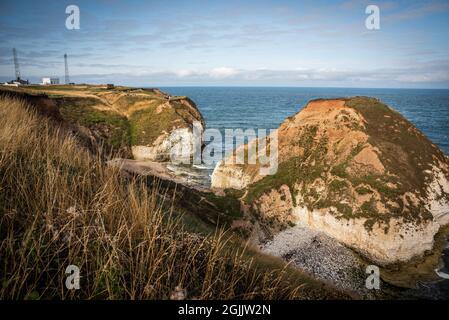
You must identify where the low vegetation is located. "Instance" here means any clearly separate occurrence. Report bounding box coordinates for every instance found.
[129,106,179,146]
[57,97,132,149]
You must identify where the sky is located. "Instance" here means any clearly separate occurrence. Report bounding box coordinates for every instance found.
[1,0,449,88]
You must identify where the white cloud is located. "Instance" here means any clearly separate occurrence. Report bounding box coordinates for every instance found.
[4,61,448,87]
[175,69,196,78]
[45,60,449,88]
[208,67,239,79]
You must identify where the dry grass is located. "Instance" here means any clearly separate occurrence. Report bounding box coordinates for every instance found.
[0,97,325,300]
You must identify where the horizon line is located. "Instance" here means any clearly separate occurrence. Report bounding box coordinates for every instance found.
[154,85,449,90]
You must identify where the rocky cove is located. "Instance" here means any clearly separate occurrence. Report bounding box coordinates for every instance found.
[2,85,449,298]
[113,92,449,297]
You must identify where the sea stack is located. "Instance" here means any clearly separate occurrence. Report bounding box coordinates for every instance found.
[128,96,205,162]
[212,97,449,265]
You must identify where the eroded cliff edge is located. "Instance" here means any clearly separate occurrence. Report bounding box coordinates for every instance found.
[212,97,449,266]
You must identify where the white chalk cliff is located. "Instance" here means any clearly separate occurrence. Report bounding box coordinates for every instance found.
[130,97,205,162]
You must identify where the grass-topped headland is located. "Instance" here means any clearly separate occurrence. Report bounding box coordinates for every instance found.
[0,84,204,159]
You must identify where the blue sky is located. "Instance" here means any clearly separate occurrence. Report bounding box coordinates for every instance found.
[1,0,449,88]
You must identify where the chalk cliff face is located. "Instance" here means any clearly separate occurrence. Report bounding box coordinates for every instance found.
[212,97,449,265]
[129,96,205,162]
[211,163,254,190]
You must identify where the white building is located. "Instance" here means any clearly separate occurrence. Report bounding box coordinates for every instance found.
[41,77,60,85]
[3,82,19,87]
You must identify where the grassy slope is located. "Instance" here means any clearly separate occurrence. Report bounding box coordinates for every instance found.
[344,97,448,223]
[129,104,178,145]
[56,96,132,151]
[0,96,348,299]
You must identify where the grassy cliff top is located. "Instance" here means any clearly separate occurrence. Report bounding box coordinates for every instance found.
[0,84,204,156]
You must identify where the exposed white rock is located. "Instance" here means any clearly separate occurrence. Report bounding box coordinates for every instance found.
[426,164,449,226]
[292,206,439,265]
[132,126,202,162]
[211,161,252,190]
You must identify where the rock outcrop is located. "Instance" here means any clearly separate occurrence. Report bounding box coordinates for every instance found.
[211,164,254,190]
[212,97,449,265]
[128,96,204,162]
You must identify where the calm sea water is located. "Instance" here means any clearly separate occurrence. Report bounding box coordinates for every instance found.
[161,87,449,155]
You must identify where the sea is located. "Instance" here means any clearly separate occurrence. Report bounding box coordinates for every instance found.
[160,87,449,289]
